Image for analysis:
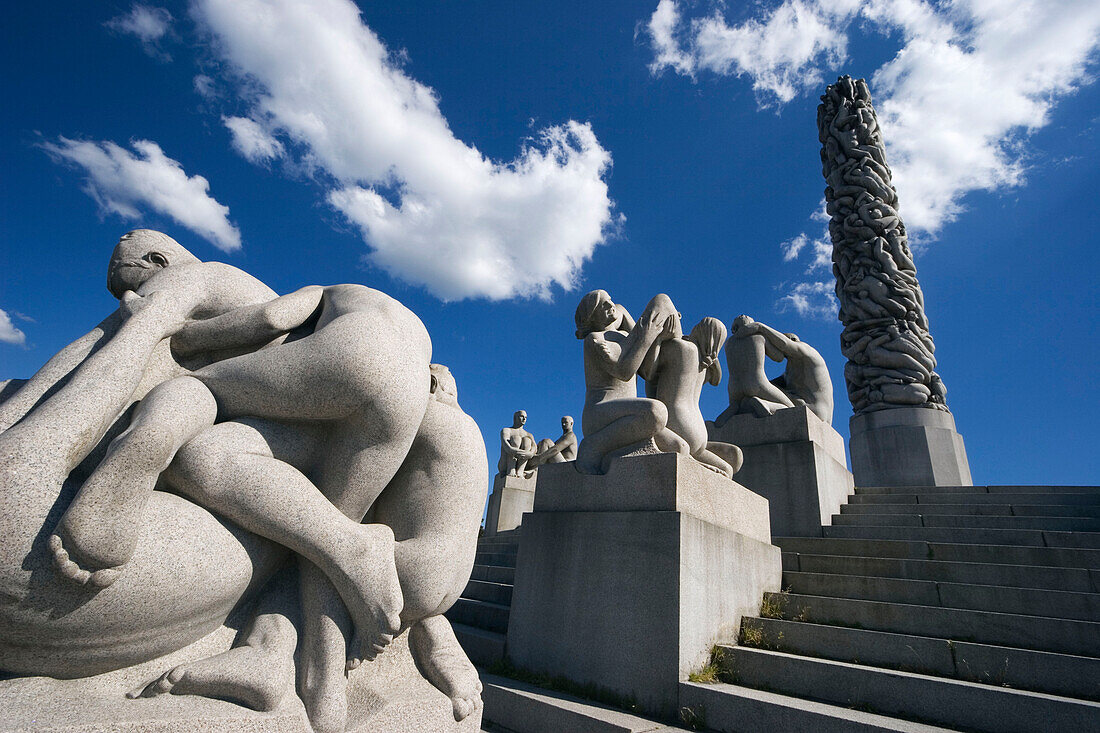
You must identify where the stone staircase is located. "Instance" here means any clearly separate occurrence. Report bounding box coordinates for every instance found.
[685,484,1100,732]
[447,530,519,667]
[459,486,1100,732]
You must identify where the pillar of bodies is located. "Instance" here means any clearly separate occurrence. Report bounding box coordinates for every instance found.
[818,76,971,487]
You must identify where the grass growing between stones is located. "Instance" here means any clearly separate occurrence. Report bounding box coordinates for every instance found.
[687,646,722,683]
[487,658,640,713]
[759,591,789,619]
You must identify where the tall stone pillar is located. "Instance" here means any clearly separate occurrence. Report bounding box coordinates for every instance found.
[818,76,971,487]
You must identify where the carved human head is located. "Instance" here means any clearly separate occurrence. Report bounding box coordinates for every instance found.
[687,317,727,386]
[561,415,574,431]
[574,289,615,339]
[107,230,201,299]
[429,363,459,407]
[731,314,754,332]
[513,410,527,427]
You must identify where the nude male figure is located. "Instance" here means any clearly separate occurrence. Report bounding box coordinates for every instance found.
[718,315,797,424]
[531,415,577,466]
[754,325,834,425]
[498,410,537,478]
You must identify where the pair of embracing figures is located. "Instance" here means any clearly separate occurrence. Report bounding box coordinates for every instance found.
[573,290,743,478]
[0,230,487,732]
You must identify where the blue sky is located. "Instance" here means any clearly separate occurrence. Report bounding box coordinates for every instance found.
[2,0,1098,488]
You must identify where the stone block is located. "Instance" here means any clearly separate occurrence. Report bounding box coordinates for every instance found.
[708,407,854,537]
[0,626,478,733]
[506,454,781,719]
[849,407,972,487]
[484,474,536,535]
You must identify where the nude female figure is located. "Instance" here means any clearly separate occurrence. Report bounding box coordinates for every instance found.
[573,290,687,475]
[640,311,743,478]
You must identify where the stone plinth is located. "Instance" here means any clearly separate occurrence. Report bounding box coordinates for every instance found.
[850,407,972,488]
[708,406,854,536]
[505,453,781,719]
[484,474,536,535]
[0,625,478,733]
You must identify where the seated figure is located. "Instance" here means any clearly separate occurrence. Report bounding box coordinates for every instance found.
[497,410,537,478]
[530,415,578,466]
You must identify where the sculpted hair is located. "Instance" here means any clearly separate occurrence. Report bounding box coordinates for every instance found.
[574,289,610,339]
[689,317,727,386]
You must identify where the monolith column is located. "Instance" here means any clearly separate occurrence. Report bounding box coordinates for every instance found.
[818,76,971,487]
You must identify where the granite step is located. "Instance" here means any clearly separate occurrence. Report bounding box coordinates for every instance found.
[475,551,519,568]
[446,598,511,634]
[775,536,1100,568]
[453,622,507,667]
[463,579,514,606]
[738,616,1100,700]
[783,552,1100,592]
[839,502,1100,517]
[855,485,1100,495]
[782,571,1100,621]
[849,492,1100,506]
[762,592,1100,656]
[716,646,1100,733]
[831,513,1100,531]
[822,524,1100,548]
[679,681,957,733]
[470,563,516,585]
[480,672,681,733]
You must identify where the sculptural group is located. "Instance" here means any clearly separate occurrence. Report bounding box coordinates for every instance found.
[497,411,577,479]
[0,231,488,732]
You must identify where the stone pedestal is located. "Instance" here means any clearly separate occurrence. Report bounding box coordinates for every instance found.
[849,407,972,487]
[708,406,854,537]
[0,625,479,732]
[484,473,536,535]
[505,453,781,719]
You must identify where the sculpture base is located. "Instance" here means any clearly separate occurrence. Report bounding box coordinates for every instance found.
[849,407,972,487]
[484,473,536,535]
[0,625,479,733]
[708,406,854,536]
[506,453,781,719]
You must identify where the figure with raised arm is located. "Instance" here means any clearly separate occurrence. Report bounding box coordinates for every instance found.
[574,290,689,475]
[716,315,798,425]
[640,315,743,477]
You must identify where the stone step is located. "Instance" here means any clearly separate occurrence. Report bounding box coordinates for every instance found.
[831,513,1100,531]
[840,503,1100,518]
[784,552,1099,593]
[738,617,1100,701]
[475,551,519,568]
[776,536,1100,568]
[463,579,514,606]
[470,564,516,585]
[822,524,1100,548]
[850,492,1100,506]
[480,672,681,733]
[445,598,511,634]
[856,485,1100,495]
[679,681,957,733]
[717,646,1100,733]
[763,592,1100,657]
[453,622,506,667]
[782,571,1100,621]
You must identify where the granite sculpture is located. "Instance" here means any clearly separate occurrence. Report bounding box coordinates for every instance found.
[530,415,578,467]
[573,290,685,475]
[640,314,743,477]
[716,315,833,426]
[818,75,948,415]
[0,230,487,732]
[497,410,537,478]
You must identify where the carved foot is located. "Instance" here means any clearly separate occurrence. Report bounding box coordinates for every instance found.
[47,533,123,588]
[410,615,484,722]
[332,523,403,665]
[127,643,294,711]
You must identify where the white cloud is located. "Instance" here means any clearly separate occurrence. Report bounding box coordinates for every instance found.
[106,4,174,58]
[41,137,242,252]
[193,74,216,98]
[0,309,26,346]
[647,0,1100,234]
[776,281,837,320]
[780,233,808,261]
[223,116,285,164]
[194,0,618,301]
